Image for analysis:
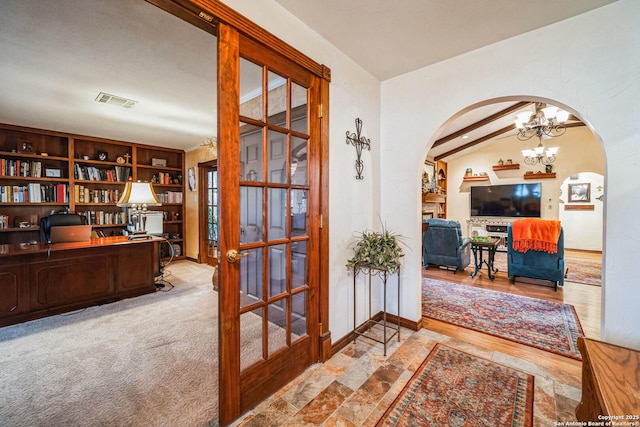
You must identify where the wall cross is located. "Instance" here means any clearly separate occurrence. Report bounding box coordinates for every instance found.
[345,118,371,180]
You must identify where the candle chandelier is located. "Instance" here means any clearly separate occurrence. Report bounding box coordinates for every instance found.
[516,103,568,165]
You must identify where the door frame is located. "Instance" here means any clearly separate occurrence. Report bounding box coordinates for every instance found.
[144,1,331,425]
[198,159,218,265]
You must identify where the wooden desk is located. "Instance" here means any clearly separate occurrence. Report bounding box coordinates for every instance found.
[576,337,640,422]
[0,236,159,327]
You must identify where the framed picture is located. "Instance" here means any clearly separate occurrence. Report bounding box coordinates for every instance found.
[18,141,34,153]
[568,183,591,202]
[188,167,196,191]
[45,168,62,178]
[423,160,435,184]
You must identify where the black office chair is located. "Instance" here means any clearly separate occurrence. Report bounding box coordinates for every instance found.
[40,212,87,243]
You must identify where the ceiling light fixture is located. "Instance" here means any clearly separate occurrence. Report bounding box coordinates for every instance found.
[521,142,558,165]
[201,137,217,150]
[514,102,568,141]
[516,103,567,165]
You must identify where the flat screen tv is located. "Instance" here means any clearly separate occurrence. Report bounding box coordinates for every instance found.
[470,183,541,218]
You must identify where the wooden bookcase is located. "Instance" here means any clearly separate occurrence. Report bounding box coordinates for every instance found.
[0,123,185,258]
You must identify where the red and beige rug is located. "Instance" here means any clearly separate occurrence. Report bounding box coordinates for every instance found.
[492,251,602,286]
[422,279,584,360]
[376,344,534,426]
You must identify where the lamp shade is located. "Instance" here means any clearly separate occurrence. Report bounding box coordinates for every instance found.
[116,181,162,207]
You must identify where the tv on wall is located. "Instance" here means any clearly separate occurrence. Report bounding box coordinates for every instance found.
[470,183,541,217]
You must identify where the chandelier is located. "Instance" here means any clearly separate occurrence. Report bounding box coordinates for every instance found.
[514,103,569,141]
[516,103,568,165]
[521,142,558,165]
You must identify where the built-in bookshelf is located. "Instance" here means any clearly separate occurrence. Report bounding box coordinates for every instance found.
[0,123,185,257]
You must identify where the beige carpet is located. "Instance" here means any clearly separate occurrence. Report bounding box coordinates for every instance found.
[0,260,219,427]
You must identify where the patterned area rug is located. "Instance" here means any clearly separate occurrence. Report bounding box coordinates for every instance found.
[492,251,602,286]
[422,279,584,360]
[376,344,534,427]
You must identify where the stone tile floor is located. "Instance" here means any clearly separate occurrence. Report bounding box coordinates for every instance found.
[232,327,582,426]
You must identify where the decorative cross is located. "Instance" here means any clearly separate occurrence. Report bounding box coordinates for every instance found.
[345,118,371,180]
[123,152,131,164]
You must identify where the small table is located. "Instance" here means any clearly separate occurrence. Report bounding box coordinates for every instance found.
[470,238,500,280]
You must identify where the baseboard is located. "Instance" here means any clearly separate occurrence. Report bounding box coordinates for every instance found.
[330,311,422,357]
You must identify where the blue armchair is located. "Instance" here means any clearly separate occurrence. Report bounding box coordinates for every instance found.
[507,224,564,291]
[422,218,471,272]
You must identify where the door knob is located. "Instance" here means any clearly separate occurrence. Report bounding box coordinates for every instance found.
[226,249,250,263]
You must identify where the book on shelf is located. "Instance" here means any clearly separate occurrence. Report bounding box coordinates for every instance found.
[0,183,68,203]
[157,191,183,203]
[74,164,131,182]
[0,159,44,178]
[79,210,127,225]
[0,214,9,229]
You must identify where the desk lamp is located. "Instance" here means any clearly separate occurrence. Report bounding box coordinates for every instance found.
[116,181,162,239]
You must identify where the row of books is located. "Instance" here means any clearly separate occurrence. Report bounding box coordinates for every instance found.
[0,158,46,178]
[0,214,10,229]
[74,164,131,182]
[78,210,127,226]
[153,171,182,185]
[0,183,69,203]
[157,191,183,204]
[75,185,120,204]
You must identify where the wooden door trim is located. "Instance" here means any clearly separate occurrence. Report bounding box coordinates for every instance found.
[217,23,242,426]
[198,160,218,264]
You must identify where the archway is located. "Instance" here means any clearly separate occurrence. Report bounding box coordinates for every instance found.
[420,97,604,338]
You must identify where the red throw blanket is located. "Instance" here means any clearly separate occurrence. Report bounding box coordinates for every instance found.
[512,219,561,253]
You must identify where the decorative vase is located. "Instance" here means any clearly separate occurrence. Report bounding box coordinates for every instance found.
[546,164,553,173]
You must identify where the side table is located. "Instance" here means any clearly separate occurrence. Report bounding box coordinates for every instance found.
[352,264,401,356]
[470,238,500,280]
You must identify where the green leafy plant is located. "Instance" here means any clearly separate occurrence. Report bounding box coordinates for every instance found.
[346,224,405,273]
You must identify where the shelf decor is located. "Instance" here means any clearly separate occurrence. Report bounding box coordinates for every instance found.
[345,118,371,180]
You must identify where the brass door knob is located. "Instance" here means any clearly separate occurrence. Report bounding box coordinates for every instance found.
[226,249,250,263]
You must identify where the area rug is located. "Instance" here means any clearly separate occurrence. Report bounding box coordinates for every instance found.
[376,344,534,427]
[492,251,602,286]
[422,279,584,360]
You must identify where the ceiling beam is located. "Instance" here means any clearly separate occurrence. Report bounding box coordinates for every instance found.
[434,121,587,161]
[432,101,532,148]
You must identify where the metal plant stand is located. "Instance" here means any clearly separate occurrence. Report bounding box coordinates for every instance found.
[352,263,401,356]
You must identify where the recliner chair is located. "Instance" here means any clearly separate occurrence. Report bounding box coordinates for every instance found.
[422,218,471,272]
[507,224,564,291]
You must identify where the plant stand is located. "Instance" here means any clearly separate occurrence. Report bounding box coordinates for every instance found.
[352,264,401,356]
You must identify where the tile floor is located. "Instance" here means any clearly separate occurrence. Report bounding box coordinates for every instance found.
[232,326,582,426]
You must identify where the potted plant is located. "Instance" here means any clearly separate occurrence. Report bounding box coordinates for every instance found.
[346,223,405,273]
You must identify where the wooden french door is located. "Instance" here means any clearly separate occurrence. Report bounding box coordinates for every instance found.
[218,24,323,425]
[198,160,219,268]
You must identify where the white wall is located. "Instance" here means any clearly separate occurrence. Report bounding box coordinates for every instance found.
[220,0,382,340]
[560,172,604,251]
[445,126,604,251]
[222,0,640,349]
[381,0,640,349]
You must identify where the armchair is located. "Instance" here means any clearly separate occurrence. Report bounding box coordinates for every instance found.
[422,218,471,272]
[507,222,564,291]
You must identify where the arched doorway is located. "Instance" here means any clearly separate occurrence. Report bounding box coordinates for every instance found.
[420,97,604,341]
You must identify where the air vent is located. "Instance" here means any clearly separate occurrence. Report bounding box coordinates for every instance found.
[95,92,138,109]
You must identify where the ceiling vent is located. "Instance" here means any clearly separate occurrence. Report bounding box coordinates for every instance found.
[95,92,138,109]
